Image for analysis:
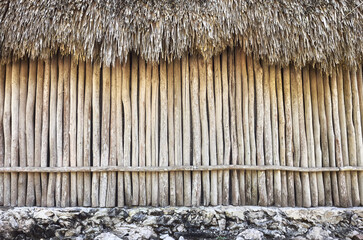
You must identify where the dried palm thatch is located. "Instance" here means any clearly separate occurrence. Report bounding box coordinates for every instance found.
[0,0,362,70]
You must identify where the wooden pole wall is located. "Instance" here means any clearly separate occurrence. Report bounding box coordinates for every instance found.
[0,51,362,207]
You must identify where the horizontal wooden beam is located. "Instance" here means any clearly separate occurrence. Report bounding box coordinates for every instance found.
[0,165,362,173]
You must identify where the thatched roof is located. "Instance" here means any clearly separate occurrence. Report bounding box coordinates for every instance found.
[0,0,362,70]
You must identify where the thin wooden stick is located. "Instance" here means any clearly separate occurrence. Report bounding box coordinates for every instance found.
[243,54,251,205]
[18,59,28,207]
[83,61,92,207]
[131,53,139,206]
[174,59,183,206]
[199,56,210,206]
[262,61,273,206]
[255,59,267,206]
[145,62,152,206]
[310,67,325,206]
[247,56,258,205]
[270,65,281,206]
[283,66,295,206]
[331,69,349,207]
[276,66,288,207]
[40,60,50,206]
[138,58,146,206]
[317,69,333,206]
[302,66,318,207]
[182,55,191,206]
[77,61,85,206]
[236,48,245,206]
[207,58,217,206]
[47,57,57,207]
[350,69,363,205]
[91,60,101,207]
[229,49,239,206]
[100,65,111,207]
[168,60,176,206]
[159,59,169,207]
[4,63,12,207]
[0,64,5,206]
[151,63,159,206]
[214,55,223,205]
[116,60,124,207]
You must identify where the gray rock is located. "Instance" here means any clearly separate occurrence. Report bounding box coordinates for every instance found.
[238,229,264,240]
[306,227,331,240]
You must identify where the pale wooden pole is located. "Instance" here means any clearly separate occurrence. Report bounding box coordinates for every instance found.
[18,59,28,206]
[283,66,295,206]
[4,63,12,207]
[100,66,111,207]
[47,57,57,207]
[174,59,183,206]
[145,62,152,206]
[310,67,325,206]
[0,64,5,206]
[83,61,92,207]
[116,60,124,207]
[243,54,251,205]
[159,59,169,207]
[77,61,85,206]
[255,59,267,206]
[151,63,159,206]
[182,55,191,206]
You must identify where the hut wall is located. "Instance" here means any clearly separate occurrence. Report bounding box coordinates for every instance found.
[0,48,362,207]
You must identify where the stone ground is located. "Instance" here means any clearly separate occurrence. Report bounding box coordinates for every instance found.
[0,206,362,239]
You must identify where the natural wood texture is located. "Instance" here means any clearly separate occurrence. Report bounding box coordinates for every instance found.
[182,55,191,206]
[131,54,139,206]
[55,56,63,207]
[255,59,267,206]
[151,63,159,206]
[0,64,6,206]
[174,59,183,206]
[47,57,57,207]
[159,60,169,206]
[302,66,318,207]
[358,67,363,205]
[100,66,111,207]
[214,55,223,205]
[317,69,333,206]
[167,61,175,206]
[18,59,28,206]
[310,68,326,206]
[25,60,36,206]
[262,61,273,206]
[116,60,124,207]
[62,56,70,207]
[83,61,92,207]
[70,57,78,206]
[145,63,152,206]
[4,63,12,207]
[138,58,147,206]
[283,66,295,206]
[77,61,85,206]
[247,56,258,205]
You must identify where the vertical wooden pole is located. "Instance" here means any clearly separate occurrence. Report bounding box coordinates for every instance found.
[83,61,92,207]
[331,69,349,207]
[270,65,281,206]
[255,59,267,206]
[236,48,245,205]
[40,60,50,206]
[168,61,176,206]
[317,69,333,206]
[283,66,295,206]
[207,58,217,206]
[62,56,70,207]
[151,63,159,206]
[357,66,363,205]
[116,60,124,207]
[276,66,288,207]
[159,59,169,207]
[182,55,191,206]
[77,61,85,206]
[262,61,273,206]
[247,56,258,205]
[138,58,147,206]
[229,49,239,206]
[55,56,63,207]
[91,60,101,207]
[4,63,12,206]
[302,66,318,207]
[100,66,111,207]
[243,54,251,205]
[291,67,303,207]
[0,64,5,206]
[214,55,223,205]
[198,56,210,206]
[25,60,36,206]
[131,53,139,206]
[145,62,152,206]
[47,57,57,207]
[310,68,325,206]
[18,59,28,206]
[174,59,183,206]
